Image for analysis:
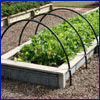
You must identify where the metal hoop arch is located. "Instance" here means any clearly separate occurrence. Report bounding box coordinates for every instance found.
[1,19,72,86]
[19,13,88,69]
[35,8,99,46]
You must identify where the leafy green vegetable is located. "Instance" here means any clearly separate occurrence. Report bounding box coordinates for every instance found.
[15,9,99,67]
[1,1,51,17]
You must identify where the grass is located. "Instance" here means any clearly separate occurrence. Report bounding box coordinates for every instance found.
[52,1,98,7]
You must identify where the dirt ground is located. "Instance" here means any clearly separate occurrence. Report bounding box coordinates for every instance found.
[1,7,99,99]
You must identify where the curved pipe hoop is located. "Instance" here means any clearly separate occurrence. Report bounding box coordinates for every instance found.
[19,13,88,69]
[1,19,72,86]
[35,8,99,46]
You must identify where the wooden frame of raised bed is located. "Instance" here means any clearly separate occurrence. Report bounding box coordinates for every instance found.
[1,4,53,27]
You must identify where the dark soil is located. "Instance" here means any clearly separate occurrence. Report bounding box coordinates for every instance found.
[85,2,99,8]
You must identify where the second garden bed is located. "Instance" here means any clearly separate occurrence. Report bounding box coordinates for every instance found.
[1,3,53,27]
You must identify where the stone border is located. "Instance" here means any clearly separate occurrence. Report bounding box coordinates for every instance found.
[1,4,53,27]
[1,37,99,88]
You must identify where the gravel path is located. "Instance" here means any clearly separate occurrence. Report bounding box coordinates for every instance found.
[1,7,99,99]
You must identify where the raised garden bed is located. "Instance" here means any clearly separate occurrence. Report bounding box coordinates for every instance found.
[1,3,53,27]
[1,37,99,88]
[1,8,99,88]
[1,1,51,17]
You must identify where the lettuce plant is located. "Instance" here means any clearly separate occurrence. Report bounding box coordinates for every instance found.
[14,9,99,67]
